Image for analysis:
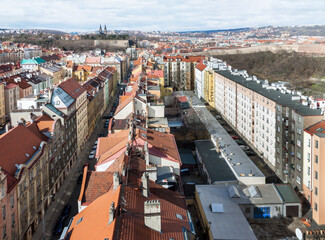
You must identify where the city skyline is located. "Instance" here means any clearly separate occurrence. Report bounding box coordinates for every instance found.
[1,0,325,32]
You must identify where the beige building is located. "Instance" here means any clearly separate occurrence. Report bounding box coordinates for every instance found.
[0,124,49,240]
[4,83,19,121]
[39,64,63,85]
[212,67,323,191]
[303,121,325,225]
[59,78,88,154]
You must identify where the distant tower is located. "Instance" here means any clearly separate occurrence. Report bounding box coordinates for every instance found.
[99,24,103,34]
[104,25,107,35]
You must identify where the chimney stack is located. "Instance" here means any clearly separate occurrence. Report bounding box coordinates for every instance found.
[145,150,149,166]
[215,138,220,153]
[144,200,161,232]
[113,172,120,190]
[141,172,149,198]
[108,201,115,225]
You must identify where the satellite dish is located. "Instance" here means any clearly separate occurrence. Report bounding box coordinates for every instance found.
[295,228,303,240]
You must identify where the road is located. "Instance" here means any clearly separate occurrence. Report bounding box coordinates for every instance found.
[32,92,119,240]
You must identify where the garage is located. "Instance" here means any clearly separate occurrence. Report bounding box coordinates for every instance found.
[286,205,299,217]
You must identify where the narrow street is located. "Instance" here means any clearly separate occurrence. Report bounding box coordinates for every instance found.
[32,92,119,240]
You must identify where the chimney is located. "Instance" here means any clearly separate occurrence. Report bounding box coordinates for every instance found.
[215,138,220,153]
[113,172,120,190]
[144,200,161,232]
[108,201,115,225]
[145,150,149,166]
[141,172,149,198]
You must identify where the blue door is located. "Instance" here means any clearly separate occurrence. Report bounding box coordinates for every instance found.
[254,207,270,218]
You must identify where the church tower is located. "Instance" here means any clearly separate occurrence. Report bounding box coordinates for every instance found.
[104,25,107,35]
[99,24,103,34]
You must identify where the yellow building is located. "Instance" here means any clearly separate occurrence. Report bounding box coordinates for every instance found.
[0,82,5,125]
[203,68,215,107]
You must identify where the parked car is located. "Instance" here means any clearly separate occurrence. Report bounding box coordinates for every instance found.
[180,168,190,176]
[235,139,245,145]
[89,153,95,159]
[90,150,96,155]
[92,145,97,150]
[77,174,83,184]
[245,150,256,156]
[231,135,239,140]
[61,205,71,220]
[226,128,233,133]
[99,132,104,137]
[53,216,65,235]
[239,145,250,151]
[104,123,109,128]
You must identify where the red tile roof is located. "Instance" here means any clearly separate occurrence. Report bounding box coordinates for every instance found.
[0,125,44,177]
[305,120,325,135]
[196,62,207,72]
[59,78,86,100]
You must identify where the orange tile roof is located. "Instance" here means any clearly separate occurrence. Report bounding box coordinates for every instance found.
[35,114,55,133]
[196,62,207,72]
[68,185,121,240]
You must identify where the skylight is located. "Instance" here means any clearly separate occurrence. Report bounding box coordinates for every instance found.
[210,203,224,213]
[76,217,83,225]
[176,213,183,220]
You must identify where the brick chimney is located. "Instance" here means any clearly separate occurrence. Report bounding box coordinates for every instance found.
[141,172,149,198]
[113,172,120,190]
[108,202,115,225]
[144,200,161,232]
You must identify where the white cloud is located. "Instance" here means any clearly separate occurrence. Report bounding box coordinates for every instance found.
[1,0,325,31]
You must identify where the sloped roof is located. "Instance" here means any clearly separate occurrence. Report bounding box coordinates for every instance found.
[59,78,86,100]
[196,62,207,72]
[68,186,121,240]
[0,125,44,177]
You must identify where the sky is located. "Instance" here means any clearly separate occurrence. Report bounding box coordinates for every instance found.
[1,0,325,32]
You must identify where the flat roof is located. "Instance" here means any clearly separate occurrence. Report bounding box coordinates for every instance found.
[196,185,257,240]
[216,70,322,116]
[178,148,196,165]
[275,184,300,203]
[148,117,168,126]
[184,91,265,180]
[195,140,237,183]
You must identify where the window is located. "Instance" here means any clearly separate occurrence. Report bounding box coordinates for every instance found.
[176,213,183,220]
[2,225,6,239]
[315,187,318,196]
[11,214,15,227]
[10,196,13,209]
[2,205,5,220]
[297,139,301,147]
[315,171,318,180]
[308,139,311,147]
[297,152,301,159]
[297,128,301,135]
[308,167,310,176]
[297,164,301,172]
[315,203,318,212]
[298,116,302,123]
[315,155,319,164]
[296,176,301,184]
[316,140,319,149]
[308,153,311,162]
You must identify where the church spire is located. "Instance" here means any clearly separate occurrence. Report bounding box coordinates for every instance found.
[104,25,107,35]
[99,24,103,34]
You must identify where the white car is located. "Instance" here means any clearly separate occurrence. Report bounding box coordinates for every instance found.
[92,145,97,150]
[94,141,98,145]
[88,154,95,159]
[90,150,96,155]
[239,145,250,151]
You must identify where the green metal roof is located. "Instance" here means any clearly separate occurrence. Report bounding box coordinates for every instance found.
[21,57,46,65]
[275,184,300,203]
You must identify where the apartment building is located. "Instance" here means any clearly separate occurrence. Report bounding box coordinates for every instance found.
[0,124,49,240]
[59,79,88,154]
[0,82,5,125]
[303,121,325,225]
[163,56,205,91]
[195,62,206,99]
[4,83,19,121]
[210,65,322,191]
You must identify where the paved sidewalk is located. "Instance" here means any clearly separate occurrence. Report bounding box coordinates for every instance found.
[32,95,118,240]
